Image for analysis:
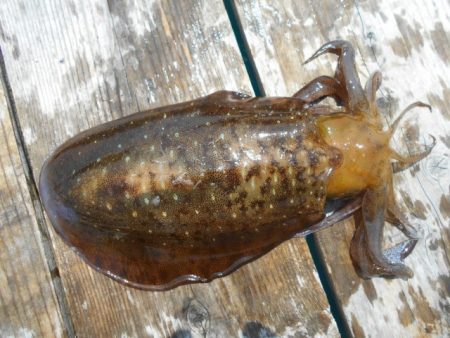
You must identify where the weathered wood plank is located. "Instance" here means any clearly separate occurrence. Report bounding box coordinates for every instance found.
[236,0,450,336]
[0,0,339,336]
[0,56,66,336]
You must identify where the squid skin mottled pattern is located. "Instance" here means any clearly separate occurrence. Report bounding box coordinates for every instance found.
[40,40,434,289]
[39,91,342,290]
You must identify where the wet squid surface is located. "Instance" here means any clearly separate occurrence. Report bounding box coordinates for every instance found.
[40,91,341,289]
[41,40,431,289]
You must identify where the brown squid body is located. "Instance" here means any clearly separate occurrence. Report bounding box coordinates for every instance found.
[39,40,433,290]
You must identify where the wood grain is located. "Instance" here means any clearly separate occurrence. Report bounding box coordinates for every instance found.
[236,0,450,336]
[0,56,65,336]
[0,0,339,336]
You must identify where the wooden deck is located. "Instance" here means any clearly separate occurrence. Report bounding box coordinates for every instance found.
[0,0,448,337]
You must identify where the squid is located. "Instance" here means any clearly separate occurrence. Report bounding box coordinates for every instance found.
[39,40,434,290]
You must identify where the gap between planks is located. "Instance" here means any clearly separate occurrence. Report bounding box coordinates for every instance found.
[223,0,352,336]
[0,48,76,338]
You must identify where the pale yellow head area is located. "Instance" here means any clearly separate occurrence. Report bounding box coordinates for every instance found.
[317,113,391,198]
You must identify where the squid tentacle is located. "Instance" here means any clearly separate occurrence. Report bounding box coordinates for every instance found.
[350,186,414,279]
[293,75,345,105]
[365,71,382,119]
[303,40,369,113]
[389,101,431,135]
[391,135,436,173]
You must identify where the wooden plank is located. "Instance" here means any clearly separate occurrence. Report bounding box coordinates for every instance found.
[0,0,340,336]
[236,0,450,336]
[0,57,66,336]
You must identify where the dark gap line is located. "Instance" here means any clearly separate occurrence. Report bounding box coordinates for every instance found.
[306,235,353,338]
[223,1,352,337]
[0,47,76,338]
[223,0,265,97]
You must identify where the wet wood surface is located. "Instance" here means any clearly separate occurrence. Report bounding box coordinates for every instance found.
[0,0,340,337]
[0,56,66,336]
[236,0,450,336]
